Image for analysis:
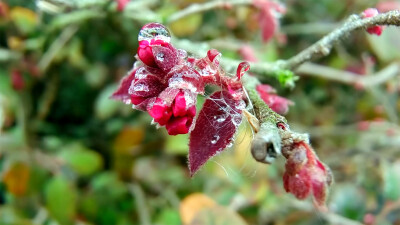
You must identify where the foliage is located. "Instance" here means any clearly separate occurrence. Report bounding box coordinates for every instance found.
[1,0,400,224]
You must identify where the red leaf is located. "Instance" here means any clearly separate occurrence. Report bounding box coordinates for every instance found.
[189,91,243,176]
[111,69,137,104]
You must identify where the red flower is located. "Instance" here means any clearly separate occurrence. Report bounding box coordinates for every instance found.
[148,89,197,135]
[283,141,332,206]
[363,8,384,36]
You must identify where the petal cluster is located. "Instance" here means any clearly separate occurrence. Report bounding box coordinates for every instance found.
[111,23,247,137]
[282,141,332,206]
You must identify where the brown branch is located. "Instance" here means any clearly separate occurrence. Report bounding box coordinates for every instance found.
[283,10,400,69]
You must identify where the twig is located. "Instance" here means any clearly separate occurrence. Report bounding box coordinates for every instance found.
[129,183,151,225]
[295,62,400,86]
[166,0,252,24]
[283,10,400,69]
[38,25,78,73]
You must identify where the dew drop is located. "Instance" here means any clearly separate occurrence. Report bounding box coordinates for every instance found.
[211,135,220,144]
[156,52,164,62]
[232,114,242,126]
[138,23,171,43]
[135,67,148,79]
[177,49,187,59]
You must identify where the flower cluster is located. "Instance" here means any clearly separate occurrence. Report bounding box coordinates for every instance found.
[279,123,332,206]
[363,8,384,36]
[112,23,248,175]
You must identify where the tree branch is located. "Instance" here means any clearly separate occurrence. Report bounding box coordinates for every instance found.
[296,62,400,86]
[283,10,400,69]
[166,0,252,24]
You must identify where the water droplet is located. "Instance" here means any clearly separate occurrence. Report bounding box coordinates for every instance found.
[138,23,171,43]
[226,142,233,148]
[156,52,164,62]
[135,67,148,79]
[130,83,149,93]
[177,49,187,59]
[232,114,242,126]
[211,135,220,144]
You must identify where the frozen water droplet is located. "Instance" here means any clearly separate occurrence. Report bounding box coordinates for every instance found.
[226,142,233,148]
[135,67,148,79]
[138,23,171,43]
[177,49,187,59]
[130,83,149,93]
[232,114,242,126]
[156,52,164,62]
[211,135,220,144]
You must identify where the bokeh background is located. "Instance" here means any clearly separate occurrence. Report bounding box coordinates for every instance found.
[1,0,400,224]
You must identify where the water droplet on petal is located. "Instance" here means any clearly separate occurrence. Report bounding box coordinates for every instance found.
[156,52,164,62]
[211,135,220,144]
[135,67,148,79]
[232,114,242,126]
[138,23,171,43]
[177,49,187,59]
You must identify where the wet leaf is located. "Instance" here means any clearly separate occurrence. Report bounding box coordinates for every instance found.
[189,91,242,176]
[45,175,77,225]
[3,162,30,196]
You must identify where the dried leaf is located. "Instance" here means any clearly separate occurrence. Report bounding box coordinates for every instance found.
[3,162,30,196]
[179,193,216,224]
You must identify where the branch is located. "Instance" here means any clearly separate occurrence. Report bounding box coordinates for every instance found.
[283,10,400,69]
[166,0,252,24]
[296,62,400,86]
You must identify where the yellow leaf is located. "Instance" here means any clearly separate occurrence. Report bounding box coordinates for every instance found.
[180,193,216,224]
[10,7,38,34]
[7,36,24,50]
[170,13,202,37]
[113,127,144,154]
[3,162,30,196]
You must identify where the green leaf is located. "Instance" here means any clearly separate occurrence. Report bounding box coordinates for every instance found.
[95,84,121,120]
[275,70,298,88]
[165,133,189,155]
[383,162,400,201]
[45,175,77,225]
[59,143,103,176]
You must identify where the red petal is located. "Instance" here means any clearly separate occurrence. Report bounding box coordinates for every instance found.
[152,44,178,72]
[254,0,277,42]
[189,91,243,176]
[111,69,137,103]
[173,91,187,117]
[166,116,193,135]
[148,99,172,125]
[138,43,157,68]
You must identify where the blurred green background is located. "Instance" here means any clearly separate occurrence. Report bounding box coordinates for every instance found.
[1,0,400,224]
